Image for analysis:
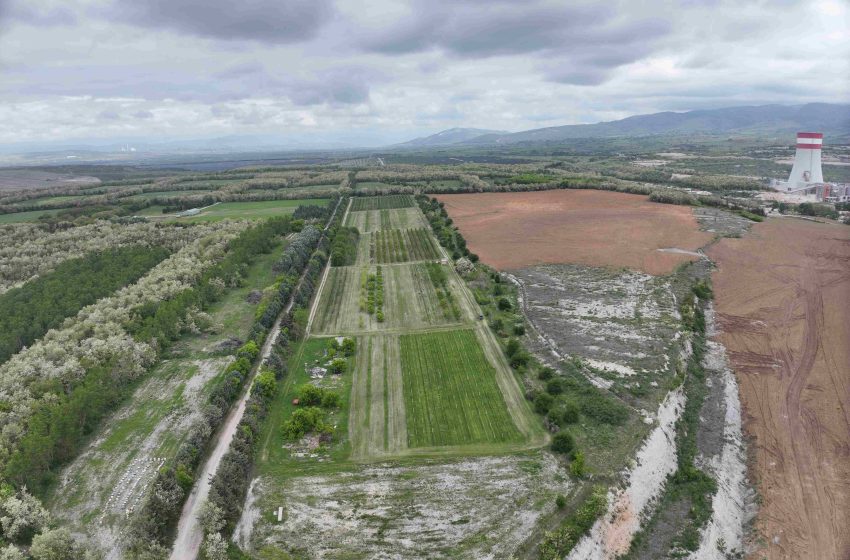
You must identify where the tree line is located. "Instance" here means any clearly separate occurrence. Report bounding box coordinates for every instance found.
[0,246,170,364]
[127,197,343,559]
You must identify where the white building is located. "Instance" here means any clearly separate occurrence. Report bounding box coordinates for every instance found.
[770,132,848,201]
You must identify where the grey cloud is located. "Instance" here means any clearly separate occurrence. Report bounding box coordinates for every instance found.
[107,0,333,43]
[98,110,120,120]
[358,1,667,60]
[215,62,266,80]
[358,1,670,86]
[133,110,154,119]
[540,22,666,85]
[286,69,373,106]
[6,2,76,26]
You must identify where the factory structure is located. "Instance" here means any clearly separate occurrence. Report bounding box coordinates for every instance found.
[770,132,850,202]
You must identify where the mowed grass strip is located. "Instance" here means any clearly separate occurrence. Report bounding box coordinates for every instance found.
[399,329,521,448]
[351,195,415,211]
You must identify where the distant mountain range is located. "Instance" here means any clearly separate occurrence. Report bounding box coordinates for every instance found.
[397,128,510,147]
[398,104,850,148]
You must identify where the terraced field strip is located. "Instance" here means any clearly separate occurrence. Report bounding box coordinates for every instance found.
[351,194,415,211]
[349,334,407,460]
[311,263,473,335]
[369,228,442,264]
[399,329,523,448]
[345,208,429,234]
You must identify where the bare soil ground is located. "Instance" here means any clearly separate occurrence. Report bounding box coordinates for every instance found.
[708,218,850,560]
[0,168,100,190]
[50,357,230,559]
[242,453,572,560]
[437,190,713,275]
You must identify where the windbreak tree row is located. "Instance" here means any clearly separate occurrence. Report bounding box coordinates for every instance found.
[0,220,251,557]
[128,195,344,559]
[0,245,170,364]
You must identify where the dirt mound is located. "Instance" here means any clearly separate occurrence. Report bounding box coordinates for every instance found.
[708,218,850,560]
[437,190,713,275]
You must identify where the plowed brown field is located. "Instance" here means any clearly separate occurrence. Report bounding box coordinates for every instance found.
[708,219,850,560]
[437,190,712,275]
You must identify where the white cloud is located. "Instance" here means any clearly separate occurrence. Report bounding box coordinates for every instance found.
[0,0,847,146]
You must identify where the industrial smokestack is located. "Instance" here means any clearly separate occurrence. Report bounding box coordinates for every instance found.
[787,132,823,187]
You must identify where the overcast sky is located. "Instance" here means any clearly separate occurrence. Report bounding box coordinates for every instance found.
[0,0,847,148]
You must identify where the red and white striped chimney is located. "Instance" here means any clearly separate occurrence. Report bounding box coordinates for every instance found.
[788,132,824,185]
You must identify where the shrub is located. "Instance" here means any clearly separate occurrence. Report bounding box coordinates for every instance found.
[330,358,347,375]
[538,367,555,381]
[580,394,628,425]
[534,392,555,414]
[555,495,566,509]
[570,451,587,478]
[341,337,356,356]
[692,281,712,300]
[546,378,563,395]
[513,323,525,335]
[320,391,341,409]
[509,350,530,369]
[281,407,329,440]
[497,297,512,311]
[551,431,575,455]
[562,401,580,424]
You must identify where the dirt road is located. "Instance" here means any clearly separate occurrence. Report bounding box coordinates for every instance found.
[169,197,345,560]
[437,190,712,275]
[708,218,850,559]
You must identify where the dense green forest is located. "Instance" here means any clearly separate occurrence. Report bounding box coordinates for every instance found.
[0,246,170,364]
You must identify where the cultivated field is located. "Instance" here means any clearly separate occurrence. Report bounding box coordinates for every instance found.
[438,189,714,275]
[368,228,442,264]
[350,194,415,211]
[344,206,429,233]
[708,218,850,560]
[400,329,522,448]
[348,334,407,460]
[239,195,546,558]
[311,262,473,335]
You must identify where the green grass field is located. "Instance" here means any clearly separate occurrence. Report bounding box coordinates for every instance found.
[399,329,522,448]
[370,228,442,264]
[258,336,355,475]
[124,189,214,200]
[0,208,59,223]
[175,199,329,221]
[351,195,415,211]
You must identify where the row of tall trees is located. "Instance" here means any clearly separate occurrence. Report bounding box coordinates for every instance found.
[128,198,342,559]
[0,246,170,364]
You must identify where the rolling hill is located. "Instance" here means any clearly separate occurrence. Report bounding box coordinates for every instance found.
[405,104,850,147]
[398,127,510,147]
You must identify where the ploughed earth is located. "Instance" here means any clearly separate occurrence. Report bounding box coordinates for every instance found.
[708,218,850,560]
[436,190,713,275]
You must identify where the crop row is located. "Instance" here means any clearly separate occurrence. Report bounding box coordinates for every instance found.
[360,266,385,322]
[423,262,461,321]
[351,194,415,211]
[399,329,521,448]
[371,228,441,264]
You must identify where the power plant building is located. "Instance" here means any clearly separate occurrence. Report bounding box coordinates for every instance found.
[770,132,849,202]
